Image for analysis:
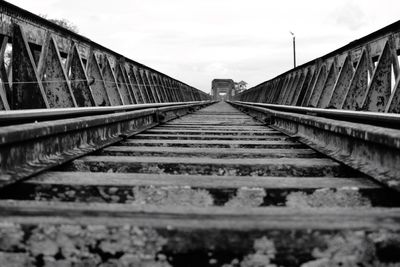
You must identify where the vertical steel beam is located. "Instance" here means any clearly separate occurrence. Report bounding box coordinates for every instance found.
[133,67,149,103]
[285,71,302,105]
[11,24,49,109]
[148,73,163,102]
[154,74,169,102]
[290,70,307,105]
[361,41,392,112]
[66,44,97,107]
[386,75,400,113]
[328,55,354,109]
[101,56,123,106]
[37,34,77,108]
[342,50,369,110]
[161,77,173,102]
[139,69,155,103]
[300,65,318,107]
[115,62,134,104]
[168,79,180,102]
[126,66,144,104]
[317,60,338,108]
[0,36,10,110]
[271,77,288,104]
[120,64,137,104]
[277,74,293,104]
[308,64,327,107]
[145,71,160,103]
[281,73,297,104]
[86,51,111,106]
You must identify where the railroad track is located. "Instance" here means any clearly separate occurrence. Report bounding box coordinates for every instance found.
[0,101,399,267]
[1,2,400,266]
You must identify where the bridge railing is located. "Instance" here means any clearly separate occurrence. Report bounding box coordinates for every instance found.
[0,1,210,110]
[234,20,400,113]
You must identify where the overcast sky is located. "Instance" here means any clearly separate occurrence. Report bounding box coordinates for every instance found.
[7,0,400,93]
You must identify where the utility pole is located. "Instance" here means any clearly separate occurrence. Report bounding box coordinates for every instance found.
[290,31,296,68]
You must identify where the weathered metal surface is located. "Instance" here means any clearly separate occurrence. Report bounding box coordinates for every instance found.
[361,41,392,112]
[0,36,10,110]
[101,56,123,105]
[290,69,307,105]
[146,71,161,103]
[230,101,400,128]
[342,50,369,110]
[0,101,210,125]
[308,64,327,107]
[11,24,48,109]
[67,44,96,107]
[86,51,111,106]
[328,55,354,108]
[317,61,337,108]
[0,102,210,187]
[37,35,77,108]
[115,62,134,105]
[231,101,400,191]
[300,66,318,106]
[140,69,155,103]
[132,67,148,103]
[285,71,301,105]
[387,75,400,113]
[121,64,137,104]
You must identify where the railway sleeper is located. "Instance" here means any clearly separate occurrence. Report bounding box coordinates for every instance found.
[0,102,400,266]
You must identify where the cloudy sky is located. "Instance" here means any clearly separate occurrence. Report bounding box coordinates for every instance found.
[7,0,400,93]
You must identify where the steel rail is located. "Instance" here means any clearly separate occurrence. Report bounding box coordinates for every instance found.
[229,101,400,191]
[0,101,215,125]
[1,101,400,266]
[232,101,400,129]
[0,101,212,188]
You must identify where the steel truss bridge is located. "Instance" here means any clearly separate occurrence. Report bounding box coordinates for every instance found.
[0,1,400,266]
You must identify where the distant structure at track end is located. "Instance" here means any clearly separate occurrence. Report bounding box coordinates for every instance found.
[211,79,247,101]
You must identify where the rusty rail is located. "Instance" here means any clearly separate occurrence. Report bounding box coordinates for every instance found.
[0,101,214,125]
[234,20,400,113]
[229,101,400,192]
[0,101,213,187]
[1,101,400,266]
[0,0,210,110]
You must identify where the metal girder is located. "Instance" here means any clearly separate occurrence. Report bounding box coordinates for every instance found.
[101,56,123,105]
[0,2,209,109]
[361,41,392,112]
[342,50,369,110]
[308,64,328,107]
[0,36,10,110]
[328,55,354,108]
[37,34,77,108]
[11,24,49,109]
[126,66,145,104]
[234,20,400,113]
[66,44,96,107]
[115,61,134,105]
[317,60,337,108]
[86,51,111,106]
